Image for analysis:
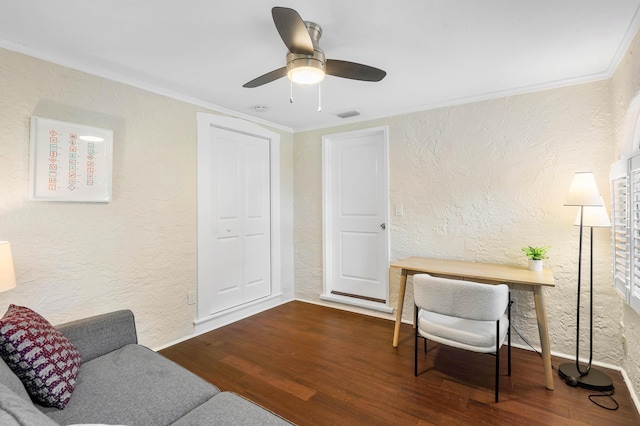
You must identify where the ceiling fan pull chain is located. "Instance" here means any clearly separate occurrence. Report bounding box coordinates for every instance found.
[290,79,294,104]
[318,83,322,112]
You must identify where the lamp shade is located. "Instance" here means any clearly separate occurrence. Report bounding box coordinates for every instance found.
[574,197,611,228]
[565,172,603,206]
[0,241,16,292]
[288,66,325,85]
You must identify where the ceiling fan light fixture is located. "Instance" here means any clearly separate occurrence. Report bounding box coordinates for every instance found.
[288,66,325,85]
[286,51,325,85]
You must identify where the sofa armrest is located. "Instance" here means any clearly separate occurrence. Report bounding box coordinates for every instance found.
[56,310,138,363]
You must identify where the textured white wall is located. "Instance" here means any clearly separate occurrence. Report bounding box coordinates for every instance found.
[611,29,640,401]
[0,48,295,349]
[294,78,624,371]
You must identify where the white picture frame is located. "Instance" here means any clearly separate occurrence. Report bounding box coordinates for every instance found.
[29,117,113,202]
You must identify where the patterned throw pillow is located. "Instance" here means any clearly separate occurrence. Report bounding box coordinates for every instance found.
[0,305,82,409]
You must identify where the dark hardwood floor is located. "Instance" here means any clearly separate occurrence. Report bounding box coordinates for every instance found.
[159,301,639,425]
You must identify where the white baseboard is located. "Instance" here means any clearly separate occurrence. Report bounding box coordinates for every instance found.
[622,368,640,415]
[319,293,393,314]
[153,293,293,351]
[512,342,640,415]
[399,316,640,415]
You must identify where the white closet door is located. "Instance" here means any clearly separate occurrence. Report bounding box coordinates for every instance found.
[207,126,271,314]
[242,136,271,302]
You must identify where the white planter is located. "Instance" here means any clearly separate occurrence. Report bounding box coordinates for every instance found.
[528,259,543,272]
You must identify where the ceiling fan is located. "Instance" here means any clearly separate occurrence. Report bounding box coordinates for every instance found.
[243,7,387,88]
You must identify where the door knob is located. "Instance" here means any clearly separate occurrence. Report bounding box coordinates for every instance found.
[380,223,386,230]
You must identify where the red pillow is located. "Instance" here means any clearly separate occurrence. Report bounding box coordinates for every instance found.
[0,305,82,408]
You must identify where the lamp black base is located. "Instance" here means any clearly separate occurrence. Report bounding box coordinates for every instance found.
[558,363,614,392]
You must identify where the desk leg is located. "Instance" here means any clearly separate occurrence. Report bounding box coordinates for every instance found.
[393,269,408,347]
[533,286,554,390]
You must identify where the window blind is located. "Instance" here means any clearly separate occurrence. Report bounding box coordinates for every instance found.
[612,174,629,299]
[631,159,640,312]
[611,155,640,314]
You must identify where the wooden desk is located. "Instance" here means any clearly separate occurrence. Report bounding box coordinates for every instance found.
[391,257,556,390]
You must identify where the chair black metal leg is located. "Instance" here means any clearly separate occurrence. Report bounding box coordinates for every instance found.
[414,336,418,376]
[414,304,419,376]
[508,298,512,377]
[508,337,511,377]
[495,319,500,403]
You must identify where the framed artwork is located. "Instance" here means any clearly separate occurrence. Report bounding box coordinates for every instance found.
[29,117,113,202]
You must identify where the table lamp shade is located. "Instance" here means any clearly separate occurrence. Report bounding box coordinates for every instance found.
[574,196,611,228]
[0,241,16,292]
[565,172,603,206]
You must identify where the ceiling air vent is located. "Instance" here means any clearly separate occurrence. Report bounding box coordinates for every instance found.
[337,109,361,119]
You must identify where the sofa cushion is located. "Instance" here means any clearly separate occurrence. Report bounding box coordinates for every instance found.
[171,392,293,426]
[39,344,220,426]
[0,356,30,402]
[0,305,82,409]
[0,383,59,426]
[56,310,138,363]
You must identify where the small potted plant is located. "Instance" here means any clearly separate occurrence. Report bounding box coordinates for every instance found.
[521,246,550,271]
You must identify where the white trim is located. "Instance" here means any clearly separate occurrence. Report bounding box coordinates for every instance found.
[196,113,282,324]
[293,5,640,135]
[154,294,293,351]
[319,293,393,314]
[620,90,640,158]
[295,298,396,321]
[0,41,293,134]
[3,38,637,135]
[611,158,629,180]
[621,367,640,415]
[398,315,640,413]
[547,347,639,414]
[292,73,612,133]
[607,5,640,80]
[192,293,292,336]
[610,151,640,314]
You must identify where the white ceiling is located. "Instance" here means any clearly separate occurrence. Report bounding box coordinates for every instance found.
[1,1,640,132]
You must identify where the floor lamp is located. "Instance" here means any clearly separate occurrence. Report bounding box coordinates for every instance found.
[558,172,614,391]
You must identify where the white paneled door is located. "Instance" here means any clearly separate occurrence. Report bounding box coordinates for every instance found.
[199,123,271,315]
[322,127,390,312]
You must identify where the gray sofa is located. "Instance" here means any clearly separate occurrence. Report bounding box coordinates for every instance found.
[0,310,292,425]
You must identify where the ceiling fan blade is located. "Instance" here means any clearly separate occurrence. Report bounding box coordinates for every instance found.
[243,67,288,88]
[326,59,387,82]
[272,7,314,55]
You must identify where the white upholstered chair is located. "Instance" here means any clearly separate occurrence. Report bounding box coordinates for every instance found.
[413,274,511,402]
